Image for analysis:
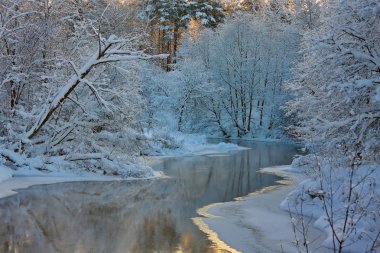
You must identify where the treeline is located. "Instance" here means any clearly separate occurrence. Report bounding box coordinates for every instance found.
[2,0,363,178]
[0,0,229,175]
[0,0,154,175]
[283,1,380,252]
[163,0,322,138]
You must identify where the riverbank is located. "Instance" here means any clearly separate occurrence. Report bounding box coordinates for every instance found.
[195,165,330,253]
[0,139,246,199]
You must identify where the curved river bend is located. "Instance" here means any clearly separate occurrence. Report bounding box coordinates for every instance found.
[0,140,299,253]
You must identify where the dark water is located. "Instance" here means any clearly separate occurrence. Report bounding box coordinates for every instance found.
[0,140,299,253]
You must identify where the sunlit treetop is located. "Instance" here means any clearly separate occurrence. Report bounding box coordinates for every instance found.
[144,0,225,33]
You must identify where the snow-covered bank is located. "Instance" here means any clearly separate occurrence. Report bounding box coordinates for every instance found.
[0,164,161,199]
[0,134,245,199]
[0,165,13,183]
[195,165,330,253]
[147,133,248,157]
[0,175,125,199]
[207,136,296,144]
[282,156,380,253]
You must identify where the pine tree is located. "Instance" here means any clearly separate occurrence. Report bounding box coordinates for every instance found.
[143,0,224,70]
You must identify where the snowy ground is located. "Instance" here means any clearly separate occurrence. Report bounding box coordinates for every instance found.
[0,134,245,199]
[0,174,124,199]
[282,157,380,253]
[195,165,331,253]
[148,133,249,157]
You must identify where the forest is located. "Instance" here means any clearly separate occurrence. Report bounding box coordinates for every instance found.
[0,0,379,252]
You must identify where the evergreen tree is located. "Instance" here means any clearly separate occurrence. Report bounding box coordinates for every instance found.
[143,0,224,70]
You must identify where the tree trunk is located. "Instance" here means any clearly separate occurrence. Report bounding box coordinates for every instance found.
[26,38,115,139]
[247,94,253,131]
[259,100,264,127]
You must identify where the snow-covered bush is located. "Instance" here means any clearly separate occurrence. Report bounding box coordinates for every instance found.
[283,158,380,253]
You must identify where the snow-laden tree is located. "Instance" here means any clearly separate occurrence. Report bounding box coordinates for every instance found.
[285,1,380,252]
[171,14,299,138]
[0,0,67,144]
[285,0,380,162]
[142,0,224,70]
[0,0,168,177]
[292,0,324,28]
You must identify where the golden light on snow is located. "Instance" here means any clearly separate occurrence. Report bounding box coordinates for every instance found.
[191,203,241,253]
[192,217,241,253]
[113,0,129,4]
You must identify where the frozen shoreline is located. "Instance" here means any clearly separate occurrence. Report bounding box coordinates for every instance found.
[0,175,125,199]
[195,165,330,253]
[0,141,246,200]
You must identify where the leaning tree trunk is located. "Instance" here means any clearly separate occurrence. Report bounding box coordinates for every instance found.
[25,35,167,140]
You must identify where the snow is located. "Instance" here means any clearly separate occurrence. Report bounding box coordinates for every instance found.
[0,162,165,199]
[0,1,376,251]
[374,85,380,101]
[0,164,13,183]
[195,165,330,253]
[195,159,379,252]
[0,134,245,200]
[184,142,247,156]
[148,133,248,157]
[0,174,123,199]
[281,156,380,253]
[0,148,25,165]
[179,135,248,156]
[24,35,169,140]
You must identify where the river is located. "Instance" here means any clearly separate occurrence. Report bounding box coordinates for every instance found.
[0,140,299,253]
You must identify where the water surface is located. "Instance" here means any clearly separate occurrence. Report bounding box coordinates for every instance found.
[0,140,299,253]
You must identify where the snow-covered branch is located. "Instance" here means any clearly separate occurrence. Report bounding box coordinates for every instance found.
[24,35,168,140]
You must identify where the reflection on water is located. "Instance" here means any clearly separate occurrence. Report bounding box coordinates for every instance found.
[0,141,299,253]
